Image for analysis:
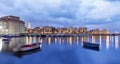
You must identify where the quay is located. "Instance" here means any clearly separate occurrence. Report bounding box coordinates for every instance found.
[18,33,89,37]
[0,33,120,37]
[91,33,120,36]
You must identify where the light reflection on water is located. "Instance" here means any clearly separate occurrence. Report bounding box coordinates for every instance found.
[38,36,119,50]
[0,35,120,64]
[0,35,119,51]
[0,38,2,51]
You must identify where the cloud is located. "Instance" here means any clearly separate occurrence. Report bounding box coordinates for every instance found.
[83,0,120,19]
[105,0,120,2]
[0,0,120,31]
[86,21,120,32]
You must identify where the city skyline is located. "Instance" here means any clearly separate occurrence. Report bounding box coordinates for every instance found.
[0,0,120,32]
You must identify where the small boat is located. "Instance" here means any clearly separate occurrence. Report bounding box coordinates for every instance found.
[14,47,40,57]
[14,43,41,52]
[83,41,100,51]
[3,35,12,38]
[2,38,10,41]
[2,38,11,44]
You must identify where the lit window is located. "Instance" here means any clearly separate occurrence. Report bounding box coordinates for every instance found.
[0,26,3,29]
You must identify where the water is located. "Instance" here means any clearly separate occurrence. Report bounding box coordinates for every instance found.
[0,35,120,64]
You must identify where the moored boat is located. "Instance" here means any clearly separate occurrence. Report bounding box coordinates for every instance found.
[14,43,41,52]
[3,35,12,38]
[83,41,100,51]
[2,38,10,41]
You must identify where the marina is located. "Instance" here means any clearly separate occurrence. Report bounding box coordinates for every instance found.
[0,0,120,63]
[0,35,119,64]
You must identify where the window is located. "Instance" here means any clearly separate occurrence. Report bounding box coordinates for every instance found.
[0,25,3,29]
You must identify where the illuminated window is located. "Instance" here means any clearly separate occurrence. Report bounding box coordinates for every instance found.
[0,25,3,29]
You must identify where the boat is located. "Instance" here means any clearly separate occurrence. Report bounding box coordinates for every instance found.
[14,43,41,52]
[2,38,11,44]
[14,47,40,57]
[2,38,10,41]
[3,35,12,38]
[2,35,11,43]
[83,41,100,51]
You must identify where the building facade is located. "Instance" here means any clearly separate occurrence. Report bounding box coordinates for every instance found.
[0,16,25,34]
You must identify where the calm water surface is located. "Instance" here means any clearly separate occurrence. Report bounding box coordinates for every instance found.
[0,35,120,64]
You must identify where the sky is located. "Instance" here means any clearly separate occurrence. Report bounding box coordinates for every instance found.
[0,0,120,32]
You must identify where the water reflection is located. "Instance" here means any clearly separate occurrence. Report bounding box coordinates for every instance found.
[106,36,110,49]
[41,36,119,49]
[115,36,119,49]
[0,37,25,52]
[0,35,119,52]
[99,36,102,47]
[0,38,2,51]
[39,35,119,50]
[92,36,95,43]
[0,35,120,64]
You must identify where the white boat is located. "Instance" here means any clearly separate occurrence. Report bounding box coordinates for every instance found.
[14,43,41,52]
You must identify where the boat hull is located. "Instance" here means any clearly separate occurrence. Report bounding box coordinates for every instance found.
[14,47,41,57]
[17,43,41,52]
[83,41,100,51]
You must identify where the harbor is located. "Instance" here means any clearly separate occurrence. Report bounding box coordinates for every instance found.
[0,35,119,64]
[0,0,120,63]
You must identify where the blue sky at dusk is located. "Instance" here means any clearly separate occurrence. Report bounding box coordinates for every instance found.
[0,0,120,32]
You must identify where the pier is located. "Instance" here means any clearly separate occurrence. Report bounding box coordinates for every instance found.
[0,33,120,37]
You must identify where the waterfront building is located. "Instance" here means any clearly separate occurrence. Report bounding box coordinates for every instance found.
[78,27,88,34]
[34,27,41,34]
[26,21,34,34]
[0,16,25,34]
[89,29,108,34]
[101,29,108,34]
[33,26,109,35]
[66,27,78,34]
[40,26,56,34]
[57,28,67,34]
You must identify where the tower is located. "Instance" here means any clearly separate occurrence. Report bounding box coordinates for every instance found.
[27,21,31,29]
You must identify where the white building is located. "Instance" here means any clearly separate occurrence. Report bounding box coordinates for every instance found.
[0,15,25,34]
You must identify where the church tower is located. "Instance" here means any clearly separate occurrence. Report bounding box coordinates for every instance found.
[27,21,31,29]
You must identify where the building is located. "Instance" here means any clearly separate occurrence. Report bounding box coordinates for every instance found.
[26,21,34,34]
[78,27,88,33]
[0,15,25,34]
[89,29,108,34]
[40,26,56,34]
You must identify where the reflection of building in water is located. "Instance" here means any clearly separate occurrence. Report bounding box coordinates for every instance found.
[1,37,25,51]
[0,38,3,51]
[40,38,43,43]
[99,36,102,47]
[48,37,51,45]
[111,36,114,43]
[81,37,84,45]
[26,36,29,44]
[76,37,79,45]
[26,36,42,44]
[59,37,62,44]
[69,37,72,45]
[55,37,57,43]
[110,36,114,47]
[36,37,41,43]
[106,36,110,49]
[92,36,95,43]
[115,36,119,49]
[67,37,69,44]
[25,36,33,44]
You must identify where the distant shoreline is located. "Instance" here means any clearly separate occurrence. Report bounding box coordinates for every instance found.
[0,33,120,37]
